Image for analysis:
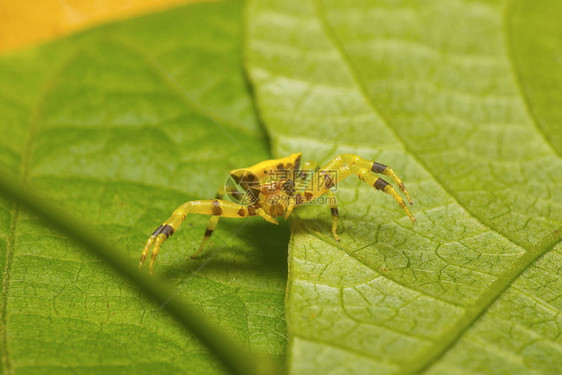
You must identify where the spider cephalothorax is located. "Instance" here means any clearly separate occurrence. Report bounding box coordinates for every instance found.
[140,153,414,274]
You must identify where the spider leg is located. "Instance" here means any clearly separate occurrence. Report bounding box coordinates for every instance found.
[340,154,413,205]
[192,186,227,259]
[193,181,260,259]
[140,199,257,274]
[284,201,295,220]
[293,160,414,222]
[256,207,278,224]
[326,190,340,241]
[351,165,415,222]
[191,215,220,259]
[309,154,414,211]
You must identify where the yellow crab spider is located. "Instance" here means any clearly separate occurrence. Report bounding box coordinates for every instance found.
[139,153,415,274]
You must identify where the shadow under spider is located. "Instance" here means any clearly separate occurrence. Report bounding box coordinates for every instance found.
[159,220,290,280]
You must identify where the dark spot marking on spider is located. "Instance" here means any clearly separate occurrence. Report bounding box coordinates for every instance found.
[237,208,245,216]
[304,192,313,201]
[237,171,258,190]
[204,229,213,237]
[294,155,301,171]
[371,162,387,174]
[271,204,284,217]
[374,178,389,191]
[330,208,339,217]
[212,200,222,215]
[248,206,256,216]
[277,163,284,169]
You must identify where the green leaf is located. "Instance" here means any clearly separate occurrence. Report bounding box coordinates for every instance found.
[245,0,562,373]
[0,1,287,374]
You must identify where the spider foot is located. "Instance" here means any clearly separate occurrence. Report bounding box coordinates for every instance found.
[332,230,340,242]
[257,208,278,224]
[139,224,174,275]
[284,201,295,220]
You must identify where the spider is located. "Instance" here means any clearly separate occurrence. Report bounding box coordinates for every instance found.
[139,153,415,274]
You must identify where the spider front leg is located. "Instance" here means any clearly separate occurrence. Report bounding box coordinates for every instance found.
[351,165,415,222]
[340,154,413,205]
[295,157,415,222]
[140,199,257,274]
[319,154,414,218]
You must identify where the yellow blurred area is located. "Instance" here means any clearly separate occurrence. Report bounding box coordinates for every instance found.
[0,0,211,53]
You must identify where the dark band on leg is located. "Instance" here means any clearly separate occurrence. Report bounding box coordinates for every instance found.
[151,225,164,236]
[211,200,222,215]
[160,224,175,238]
[371,162,388,173]
[330,207,339,217]
[294,154,302,171]
[374,178,389,191]
[204,228,213,237]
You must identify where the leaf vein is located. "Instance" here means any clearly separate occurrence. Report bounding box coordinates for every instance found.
[310,0,562,373]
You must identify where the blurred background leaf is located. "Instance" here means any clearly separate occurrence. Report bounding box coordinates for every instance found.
[0,1,288,374]
[0,0,210,53]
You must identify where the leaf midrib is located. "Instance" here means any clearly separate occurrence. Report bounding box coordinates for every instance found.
[309,0,562,373]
